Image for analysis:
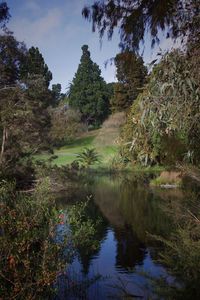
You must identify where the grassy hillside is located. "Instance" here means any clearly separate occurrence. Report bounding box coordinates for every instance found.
[36,112,126,167]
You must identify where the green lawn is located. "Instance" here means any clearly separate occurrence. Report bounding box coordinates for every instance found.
[35,133,118,167]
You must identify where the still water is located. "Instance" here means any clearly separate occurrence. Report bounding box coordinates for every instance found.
[56,173,179,299]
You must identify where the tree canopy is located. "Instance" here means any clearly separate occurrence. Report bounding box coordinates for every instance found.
[82,0,199,51]
[50,105,84,146]
[20,46,52,87]
[0,34,51,179]
[68,45,110,125]
[52,83,61,101]
[51,83,66,106]
[111,52,147,111]
[0,34,26,87]
[121,50,200,166]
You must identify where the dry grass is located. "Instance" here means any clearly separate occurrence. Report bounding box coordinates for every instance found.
[150,171,183,187]
[94,112,126,147]
[160,171,182,182]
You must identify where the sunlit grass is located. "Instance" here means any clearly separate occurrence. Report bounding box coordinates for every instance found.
[35,132,118,167]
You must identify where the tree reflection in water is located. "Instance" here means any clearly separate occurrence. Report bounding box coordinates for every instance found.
[58,173,177,299]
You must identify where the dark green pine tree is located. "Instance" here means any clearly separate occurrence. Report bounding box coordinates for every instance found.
[20,46,52,87]
[20,46,54,107]
[111,51,147,111]
[52,83,62,101]
[68,45,109,126]
[51,83,65,106]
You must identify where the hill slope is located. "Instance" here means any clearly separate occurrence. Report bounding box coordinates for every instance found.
[36,112,126,167]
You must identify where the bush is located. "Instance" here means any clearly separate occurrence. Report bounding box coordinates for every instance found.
[151,192,200,299]
[0,179,65,299]
[76,148,100,168]
[50,107,86,146]
[0,177,101,299]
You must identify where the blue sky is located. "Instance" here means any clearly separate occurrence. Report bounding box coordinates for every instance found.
[6,0,179,92]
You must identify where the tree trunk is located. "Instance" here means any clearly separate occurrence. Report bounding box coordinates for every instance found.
[0,127,7,165]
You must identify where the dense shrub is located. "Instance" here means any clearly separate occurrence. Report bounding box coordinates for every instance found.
[50,107,86,146]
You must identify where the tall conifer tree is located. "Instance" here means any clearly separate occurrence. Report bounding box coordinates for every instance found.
[68,45,109,125]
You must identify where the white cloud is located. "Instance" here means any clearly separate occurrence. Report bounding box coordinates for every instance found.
[9,7,63,47]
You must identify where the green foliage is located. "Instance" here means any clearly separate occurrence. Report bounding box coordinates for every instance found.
[76,147,100,168]
[36,130,118,168]
[20,46,52,87]
[67,200,101,252]
[0,34,53,180]
[50,106,86,146]
[0,81,51,177]
[0,176,103,299]
[106,82,115,99]
[151,191,200,299]
[111,51,147,111]
[121,50,200,166]
[0,34,26,86]
[0,9,52,182]
[0,179,65,299]
[68,45,110,125]
[52,83,61,99]
[51,83,65,105]
[111,82,129,112]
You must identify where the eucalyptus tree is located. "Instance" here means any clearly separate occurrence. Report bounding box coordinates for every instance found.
[82,0,199,51]
[121,50,200,165]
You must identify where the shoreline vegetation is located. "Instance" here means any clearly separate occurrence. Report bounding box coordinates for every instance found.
[34,118,200,189]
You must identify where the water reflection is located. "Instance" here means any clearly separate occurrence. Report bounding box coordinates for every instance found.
[114,226,147,272]
[58,173,177,299]
[93,175,172,243]
[76,200,108,275]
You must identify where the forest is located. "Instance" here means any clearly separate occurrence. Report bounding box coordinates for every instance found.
[0,1,200,299]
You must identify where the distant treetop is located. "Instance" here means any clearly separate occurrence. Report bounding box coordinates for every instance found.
[0,2,10,27]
